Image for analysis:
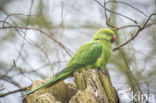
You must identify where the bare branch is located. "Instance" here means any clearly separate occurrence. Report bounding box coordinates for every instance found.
[0,87,28,97]
[94,0,137,24]
[142,13,156,28]
[113,13,156,51]
[0,25,73,57]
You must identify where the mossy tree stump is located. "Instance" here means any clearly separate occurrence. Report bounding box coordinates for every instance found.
[25,69,120,103]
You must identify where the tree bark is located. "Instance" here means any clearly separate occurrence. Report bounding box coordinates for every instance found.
[25,69,120,103]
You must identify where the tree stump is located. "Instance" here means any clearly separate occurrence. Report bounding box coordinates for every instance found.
[25,69,120,103]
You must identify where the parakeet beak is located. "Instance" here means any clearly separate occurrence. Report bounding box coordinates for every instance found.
[111,35,116,43]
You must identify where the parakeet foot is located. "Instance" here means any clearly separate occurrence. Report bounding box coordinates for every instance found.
[102,68,108,74]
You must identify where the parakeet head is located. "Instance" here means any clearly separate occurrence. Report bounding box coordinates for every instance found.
[92,28,116,43]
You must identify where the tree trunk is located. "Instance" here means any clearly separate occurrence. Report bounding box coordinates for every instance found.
[24,69,120,103]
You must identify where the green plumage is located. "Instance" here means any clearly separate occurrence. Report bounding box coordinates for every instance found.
[25,28,115,96]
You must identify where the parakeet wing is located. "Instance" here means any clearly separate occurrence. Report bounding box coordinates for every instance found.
[56,41,103,76]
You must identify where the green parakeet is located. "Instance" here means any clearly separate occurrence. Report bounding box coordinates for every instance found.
[25,28,116,96]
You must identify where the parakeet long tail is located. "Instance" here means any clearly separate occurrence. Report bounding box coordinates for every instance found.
[24,67,73,96]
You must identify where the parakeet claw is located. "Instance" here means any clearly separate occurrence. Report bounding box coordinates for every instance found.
[102,68,108,74]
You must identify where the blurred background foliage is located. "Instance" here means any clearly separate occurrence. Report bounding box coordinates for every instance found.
[0,0,156,103]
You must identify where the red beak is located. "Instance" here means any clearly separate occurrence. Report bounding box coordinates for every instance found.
[111,35,116,43]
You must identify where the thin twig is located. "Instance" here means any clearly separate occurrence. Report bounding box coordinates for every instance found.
[0,87,28,97]
[16,0,34,61]
[2,13,38,27]
[113,24,141,30]
[120,50,147,102]
[105,1,149,19]
[103,0,108,21]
